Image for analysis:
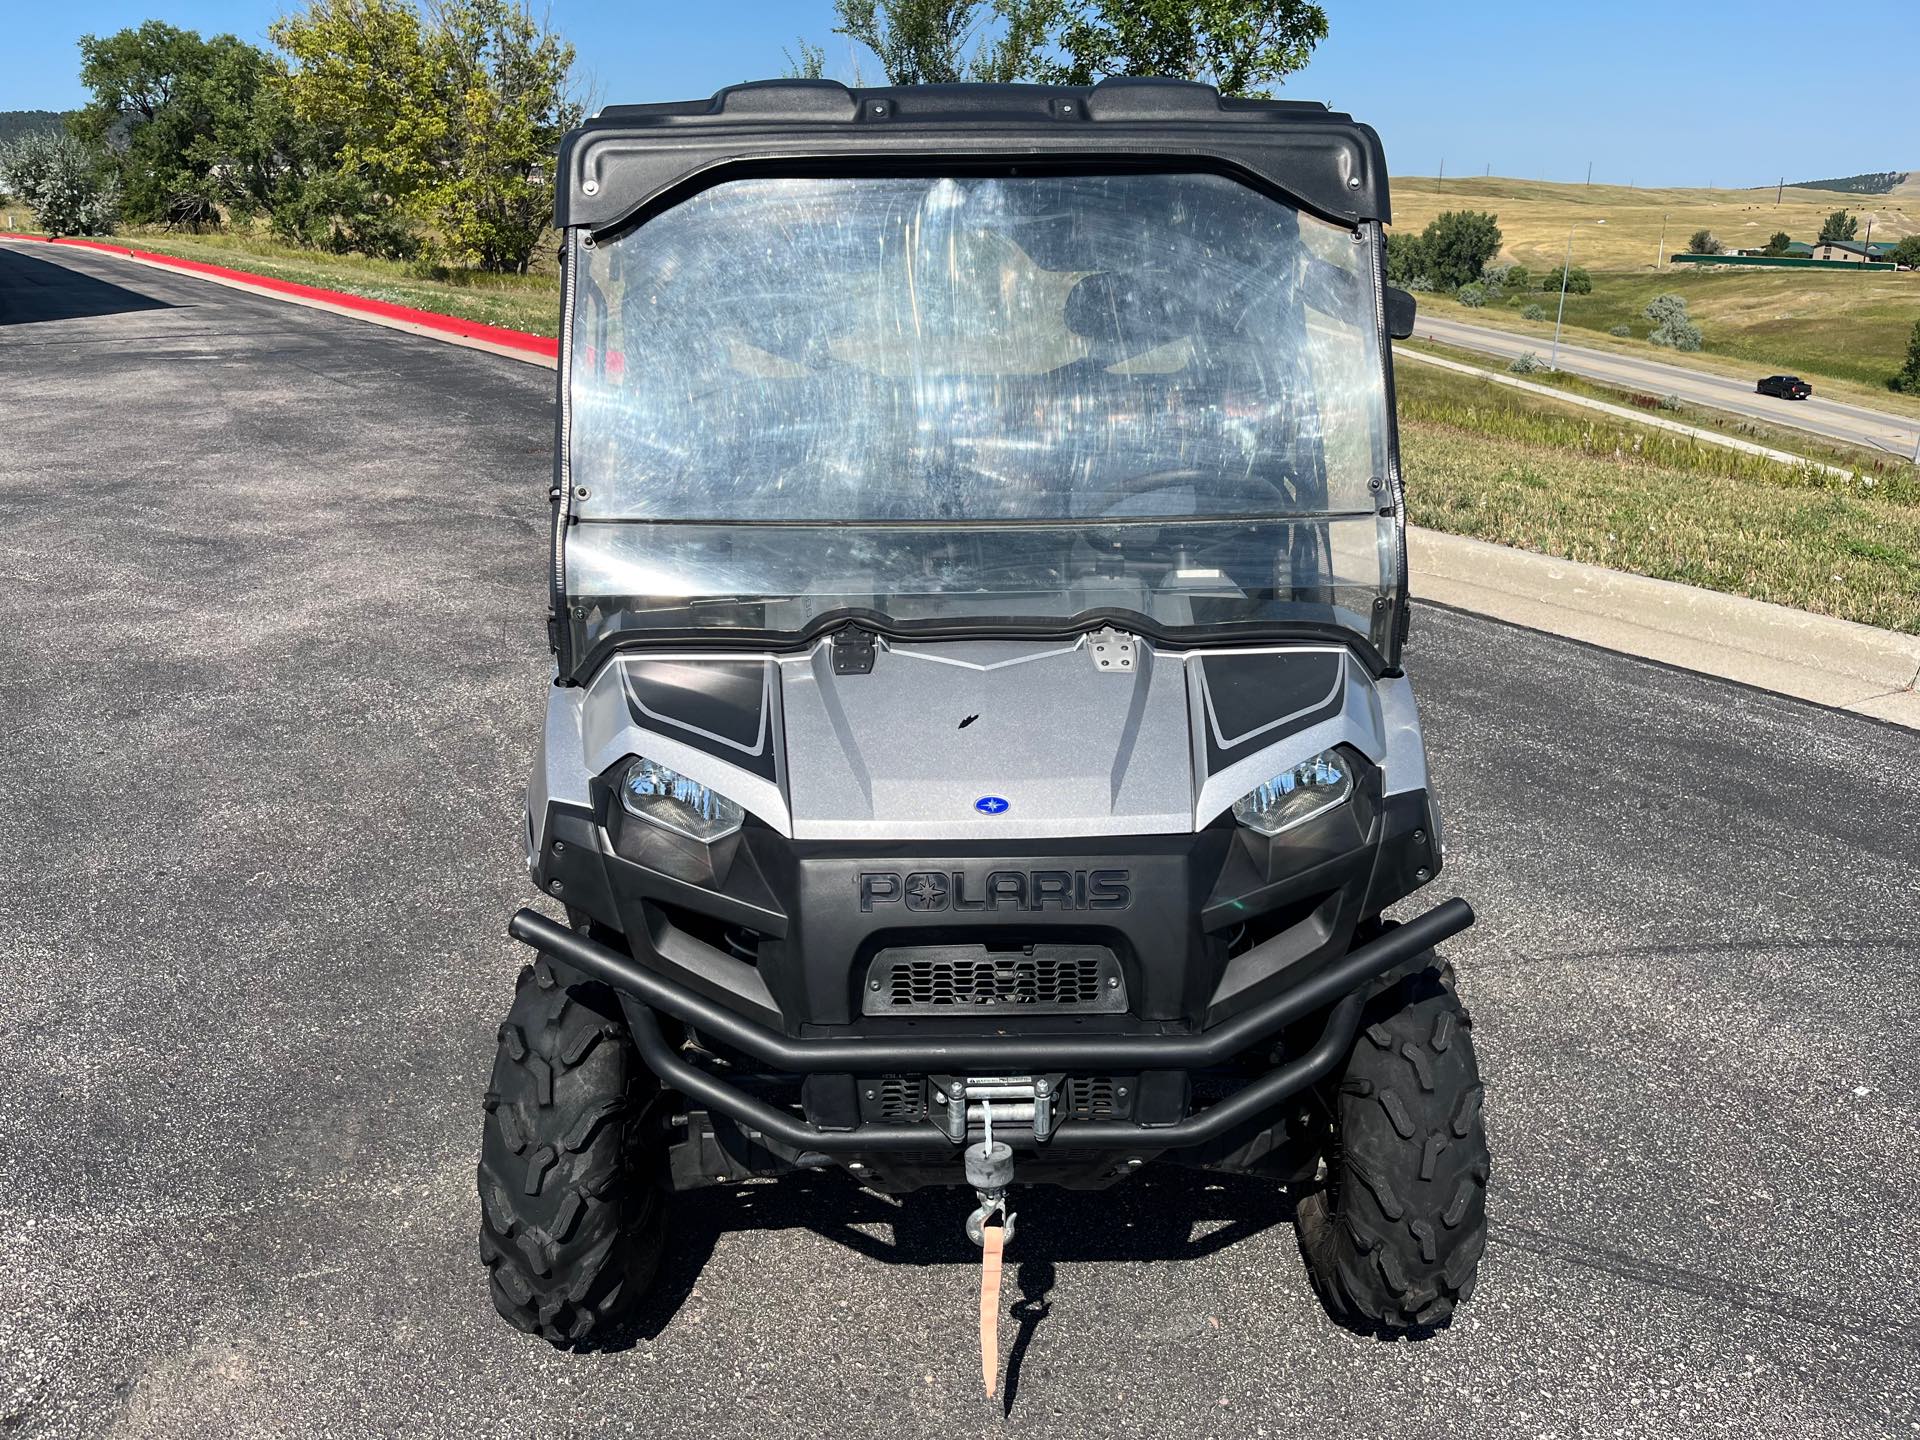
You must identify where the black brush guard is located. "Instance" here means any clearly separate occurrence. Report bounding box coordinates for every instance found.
[508,897,1473,1153]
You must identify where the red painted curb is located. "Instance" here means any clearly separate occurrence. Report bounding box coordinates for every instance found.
[0,231,558,360]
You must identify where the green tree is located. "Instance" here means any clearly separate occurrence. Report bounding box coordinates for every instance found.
[1041,0,1327,97]
[72,22,292,226]
[0,130,121,235]
[1890,319,1920,393]
[831,0,1060,84]
[1686,228,1722,255]
[1416,210,1502,289]
[1818,208,1858,243]
[274,0,579,272]
[1383,230,1427,287]
[1888,234,1920,269]
[1761,231,1793,256]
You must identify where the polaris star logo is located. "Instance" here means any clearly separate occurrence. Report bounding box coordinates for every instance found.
[975,795,1010,815]
[858,869,1131,913]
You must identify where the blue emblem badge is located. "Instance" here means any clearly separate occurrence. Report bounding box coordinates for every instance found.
[974,795,1010,815]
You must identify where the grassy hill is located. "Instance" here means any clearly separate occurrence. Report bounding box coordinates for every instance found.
[1390,174,1920,410]
[1391,175,1918,270]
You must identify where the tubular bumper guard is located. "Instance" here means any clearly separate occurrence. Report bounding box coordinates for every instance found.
[508,897,1474,1153]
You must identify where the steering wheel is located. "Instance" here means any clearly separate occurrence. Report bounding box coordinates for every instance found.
[1091,466,1298,516]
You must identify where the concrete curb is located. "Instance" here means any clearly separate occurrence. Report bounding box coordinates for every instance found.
[12,232,1915,728]
[1410,528,1920,728]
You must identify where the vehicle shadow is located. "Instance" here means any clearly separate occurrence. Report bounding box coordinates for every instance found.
[0,246,175,326]
[626,1165,1296,1353]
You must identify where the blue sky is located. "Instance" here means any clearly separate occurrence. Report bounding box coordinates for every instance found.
[5,2,1911,188]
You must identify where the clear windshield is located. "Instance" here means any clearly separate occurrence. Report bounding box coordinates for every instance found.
[565,172,1397,656]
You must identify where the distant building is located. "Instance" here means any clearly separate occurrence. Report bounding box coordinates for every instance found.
[1810,239,1879,262]
[1783,241,1814,257]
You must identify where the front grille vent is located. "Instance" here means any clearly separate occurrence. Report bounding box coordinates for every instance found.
[875,1075,924,1123]
[1065,1075,1121,1120]
[863,944,1127,1016]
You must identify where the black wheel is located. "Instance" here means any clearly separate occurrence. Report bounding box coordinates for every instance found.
[477,955,668,1347]
[1296,957,1489,1334]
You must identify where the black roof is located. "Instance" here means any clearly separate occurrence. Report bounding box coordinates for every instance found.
[557,78,1390,232]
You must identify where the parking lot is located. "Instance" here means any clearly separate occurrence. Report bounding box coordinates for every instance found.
[2,240,1916,1439]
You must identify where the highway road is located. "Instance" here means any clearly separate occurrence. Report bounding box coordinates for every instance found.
[3,240,1917,1440]
[1412,313,1920,461]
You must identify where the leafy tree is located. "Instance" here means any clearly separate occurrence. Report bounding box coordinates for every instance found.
[1415,210,1501,290]
[1888,234,1920,270]
[0,130,121,235]
[275,0,580,272]
[1454,282,1486,308]
[1762,230,1792,256]
[1644,293,1701,351]
[831,0,1059,84]
[820,0,1328,97]
[1817,208,1858,243]
[1383,230,1427,287]
[783,39,829,79]
[1041,0,1327,97]
[1686,228,1722,255]
[72,23,293,226]
[1890,319,1920,394]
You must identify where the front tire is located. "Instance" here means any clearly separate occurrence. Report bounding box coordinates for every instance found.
[1296,958,1489,1334]
[477,956,668,1347]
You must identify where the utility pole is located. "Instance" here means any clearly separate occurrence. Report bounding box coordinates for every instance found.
[1586,160,1593,186]
[1655,212,1668,269]
[1864,217,1873,260]
[1776,176,1783,205]
[1551,222,1577,371]
[1438,157,1444,192]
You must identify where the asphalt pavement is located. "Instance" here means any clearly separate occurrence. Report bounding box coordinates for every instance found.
[3,240,1918,1440]
[1412,312,1920,460]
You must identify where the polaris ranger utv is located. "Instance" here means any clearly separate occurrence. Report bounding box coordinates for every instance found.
[480,77,1488,1361]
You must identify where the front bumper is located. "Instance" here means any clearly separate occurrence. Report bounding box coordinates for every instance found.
[510,897,1473,1154]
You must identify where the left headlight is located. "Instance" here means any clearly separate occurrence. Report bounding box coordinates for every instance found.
[1232,749,1353,837]
[618,756,745,843]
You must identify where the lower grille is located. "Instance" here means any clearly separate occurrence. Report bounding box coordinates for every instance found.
[875,1075,924,1123]
[863,944,1127,1016]
[1065,1075,1121,1120]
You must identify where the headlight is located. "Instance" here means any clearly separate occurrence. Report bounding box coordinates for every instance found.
[1232,749,1352,837]
[618,756,744,842]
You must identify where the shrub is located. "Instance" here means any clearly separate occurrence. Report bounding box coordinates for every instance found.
[1508,351,1545,374]
[1405,274,1434,292]
[1608,323,1632,336]
[0,131,119,236]
[1658,393,1683,410]
[1456,283,1487,308]
[1644,293,1702,349]
[1481,261,1523,299]
[1763,231,1793,257]
[1686,228,1723,255]
[1540,264,1592,294]
[1890,319,1920,394]
[1522,303,1546,321]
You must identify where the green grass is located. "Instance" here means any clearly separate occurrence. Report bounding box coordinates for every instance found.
[1400,337,1916,478]
[114,228,562,337]
[1436,268,1920,406]
[1397,360,1920,632]
[1390,170,1920,415]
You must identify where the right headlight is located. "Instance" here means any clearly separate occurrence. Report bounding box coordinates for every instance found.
[1231,749,1353,837]
[618,755,745,843]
